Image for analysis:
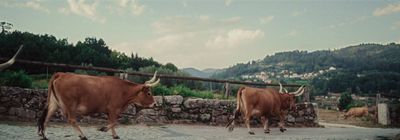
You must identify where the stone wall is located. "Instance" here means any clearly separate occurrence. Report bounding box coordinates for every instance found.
[0,86,318,127]
[388,103,400,126]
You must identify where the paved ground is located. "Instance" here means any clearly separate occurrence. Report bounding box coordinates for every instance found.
[0,123,399,140]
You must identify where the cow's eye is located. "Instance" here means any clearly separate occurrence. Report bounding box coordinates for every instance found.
[147,92,151,96]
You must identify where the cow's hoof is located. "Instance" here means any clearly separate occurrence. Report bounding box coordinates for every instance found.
[113,136,120,139]
[40,137,48,140]
[98,127,108,132]
[280,128,286,132]
[79,136,88,140]
[249,131,255,135]
[264,130,270,134]
[228,126,234,132]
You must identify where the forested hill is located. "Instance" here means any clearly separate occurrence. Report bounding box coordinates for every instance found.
[213,43,400,95]
[214,43,400,79]
[0,30,178,74]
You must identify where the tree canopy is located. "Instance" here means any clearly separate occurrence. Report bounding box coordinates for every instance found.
[0,30,177,74]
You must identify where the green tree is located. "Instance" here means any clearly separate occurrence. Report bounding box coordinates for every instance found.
[338,92,353,111]
[164,63,178,72]
[0,22,12,34]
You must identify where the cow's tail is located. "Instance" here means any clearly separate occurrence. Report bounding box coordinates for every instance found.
[38,73,60,137]
[226,86,245,131]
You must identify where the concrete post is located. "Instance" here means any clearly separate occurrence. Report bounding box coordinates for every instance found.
[377,103,390,125]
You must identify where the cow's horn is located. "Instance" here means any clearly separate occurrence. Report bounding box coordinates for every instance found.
[279,82,284,93]
[284,88,288,93]
[292,85,304,94]
[145,78,160,87]
[295,87,306,96]
[0,45,23,71]
[145,71,157,84]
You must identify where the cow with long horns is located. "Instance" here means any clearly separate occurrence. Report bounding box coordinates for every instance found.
[227,83,305,135]
[0,45,23,71]
[38,71,160,140]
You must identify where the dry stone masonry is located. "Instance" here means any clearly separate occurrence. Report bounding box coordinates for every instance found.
[0,86,318,127]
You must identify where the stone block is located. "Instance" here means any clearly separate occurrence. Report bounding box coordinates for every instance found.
[171,107,181,113]
[153,96,163,106]
[164,96,183,105]
[0,107,7,113]
[199,114,211,122]
[296,117,305,123]
[214,115,229,124]
[140,109,158,116]
[287,114,295,123]
[184,99,202,109]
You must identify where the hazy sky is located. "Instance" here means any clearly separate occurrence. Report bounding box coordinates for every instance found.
[1,0,399,69]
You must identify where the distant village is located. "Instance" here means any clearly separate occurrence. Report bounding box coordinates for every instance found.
[240,66,337,83]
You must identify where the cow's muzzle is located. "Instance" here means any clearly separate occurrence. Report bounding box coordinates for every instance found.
[148,102,157,108]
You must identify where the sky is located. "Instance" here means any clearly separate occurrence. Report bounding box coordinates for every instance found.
[1,0,400,70]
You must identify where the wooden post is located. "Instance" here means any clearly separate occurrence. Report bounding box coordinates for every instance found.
[304,90,310,102]
[224,82,230,99]
[209,82,213,91]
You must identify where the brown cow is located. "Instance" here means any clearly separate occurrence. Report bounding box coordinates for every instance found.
[343,106,369,119]
[227,84,305,134]
[0,45,23,71]
[37,71,160,140]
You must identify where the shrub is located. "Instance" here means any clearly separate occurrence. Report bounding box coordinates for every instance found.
[338,92,352,111]
[346,100,366,110]
[0,70,32,88]
[194,91,214,99]
[171,85,194,97]
[152,85,215,99]
[152,85,172,96]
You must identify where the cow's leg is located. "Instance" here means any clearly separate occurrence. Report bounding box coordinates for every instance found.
[244,109,254,135]
[68,116,87,140]
[261,116,270,134]
[278,112,286,132]
[38,96,59,140]
[244,116,254,135]
[99,122,118,139]
[99,112,120,139]
[242,98,254,135]
[228,109,240,132]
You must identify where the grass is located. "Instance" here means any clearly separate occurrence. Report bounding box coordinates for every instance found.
[30,74,50,89]
[32,79,49,89]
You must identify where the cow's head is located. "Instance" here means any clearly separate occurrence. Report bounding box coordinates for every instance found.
[279,83,305,111]
[0,45,23,71]
[131,71,160,108]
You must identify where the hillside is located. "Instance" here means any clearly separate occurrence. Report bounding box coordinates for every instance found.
[213,43,400,95]
[181,68,222,78]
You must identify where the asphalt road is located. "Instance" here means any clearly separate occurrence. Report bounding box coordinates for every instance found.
[0,123,398,140]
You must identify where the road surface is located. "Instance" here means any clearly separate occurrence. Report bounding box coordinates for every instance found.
[0,123,398,140]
